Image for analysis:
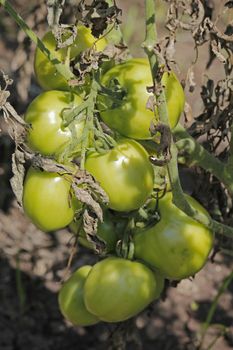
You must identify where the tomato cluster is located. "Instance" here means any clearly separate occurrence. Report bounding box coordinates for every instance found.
[21,25,213,326]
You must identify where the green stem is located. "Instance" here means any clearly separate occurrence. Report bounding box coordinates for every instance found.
[174,124,233,195]
[0,0,74,81]
[80,77,99,169]
[143,0,210,226]
[142,0,233,238]
[16,254,26,314]
[142,0,159,78]
[199,270,233,349]
[212,220,233,239]
[225,124,233,174]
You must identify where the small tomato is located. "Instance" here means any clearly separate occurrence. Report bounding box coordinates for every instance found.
[58,265,99,326]
[98,58,185,139]
[25,90,84,157]
[84,257,158,322]
[23,166,79,232]
[85,139,154,212]
[134,192,213,280]
[34,25,107,91]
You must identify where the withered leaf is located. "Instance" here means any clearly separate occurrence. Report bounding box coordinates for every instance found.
[31,156,72,174]
[73,170,109,205]
[186,66,196,93]
[146,95,155,112]
[71,184,103,221]
[10,149,26,206]
[82,209,106,254]
[71,170,109,254]
[211,39,227,63]
[225,1,233,8]
[52,25,77,49]
[77,0,121,38]
[47,0,65,26]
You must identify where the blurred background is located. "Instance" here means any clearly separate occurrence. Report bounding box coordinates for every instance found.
[0,1,232,349]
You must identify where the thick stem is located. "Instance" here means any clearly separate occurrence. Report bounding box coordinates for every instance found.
[225,124,233,174]
[199,270,233,348]
[143,0,209,225]
[142,0,233,238]
[174,123,233,195]
[142,0,159,78]
[80,78,99,170]
[212,220,233,239]
[0,0,74,81]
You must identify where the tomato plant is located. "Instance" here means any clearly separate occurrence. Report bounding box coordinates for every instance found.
[97,58,185,139]
[83,257,158,322]
[85,139,154,212]
[58,265,99,326]
[23,166,80,232]
[34,25,107,91]
[24,90,84,157]
[134,192,214,280]
[3,0,233,338]
[69,209,120,253]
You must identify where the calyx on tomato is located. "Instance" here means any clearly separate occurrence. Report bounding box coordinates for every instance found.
[84,139,154,212]
[24,90,84,157]
[34,25,107,91]
[134,192,214,280]
[58,265,99,326]
[23,166,80,232]
[98,58,185,139]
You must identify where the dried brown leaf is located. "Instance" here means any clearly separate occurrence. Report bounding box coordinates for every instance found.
[47,0,65,27]
[10,149,26,206]
[52,25,77,49]
[186,66,196,93]
[146,95,155,112]
[31,156,72,174]
[72,184,103,221]
[82,209,106,254]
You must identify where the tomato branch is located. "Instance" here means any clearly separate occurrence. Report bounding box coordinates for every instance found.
[142,0,209,224]
[142,0,233,239]
[0,0,74,81]
[80,78,98,170]
[225,124,233,176]
[199,270,233,348]
[173,123,233,195]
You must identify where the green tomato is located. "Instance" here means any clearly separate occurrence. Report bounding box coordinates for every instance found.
[134,192,214,280]
[34,25,107,91]
[25,90,84,157]
[23,166,79,232]
[69,210,119,253]
[84,257,157,322]
[85,139,154,212]
[98,58,185,139]
[58,265,99,326]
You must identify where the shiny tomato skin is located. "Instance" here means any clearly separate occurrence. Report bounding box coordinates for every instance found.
[85,139,154,212]
[34,25,107,91]
[83,257,157,322]
[23,167,79,232]
[69,210,119,253]
[98,58,185,139]
[134,192,213,280]
[24,90,84,157]
[58,265,99,326]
